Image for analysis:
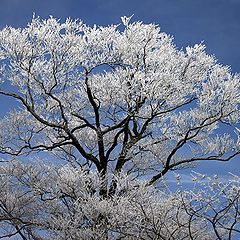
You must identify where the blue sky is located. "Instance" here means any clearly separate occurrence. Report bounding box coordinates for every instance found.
[0,0,239,177]
[0,0,239,71]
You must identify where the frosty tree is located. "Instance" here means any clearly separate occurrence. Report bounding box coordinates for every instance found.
[0,16,239,239]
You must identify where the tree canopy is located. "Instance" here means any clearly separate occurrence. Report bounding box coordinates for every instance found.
[0,16,239,239]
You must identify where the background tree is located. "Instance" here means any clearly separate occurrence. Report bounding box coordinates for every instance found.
[0,16,239,239]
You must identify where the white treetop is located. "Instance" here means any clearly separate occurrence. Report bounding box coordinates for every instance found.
[0,16,239,239]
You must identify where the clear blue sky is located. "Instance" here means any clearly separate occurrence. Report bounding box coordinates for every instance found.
[0,0,239,71]
[0,0,239,177]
